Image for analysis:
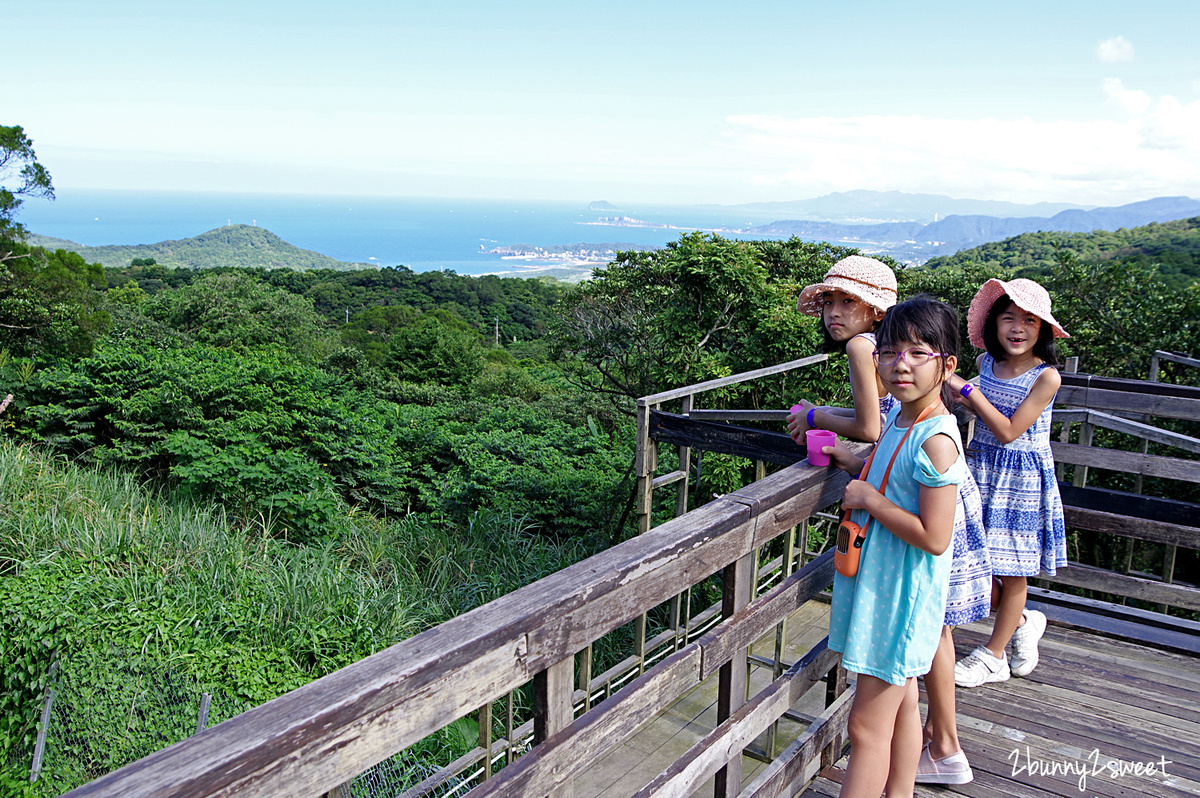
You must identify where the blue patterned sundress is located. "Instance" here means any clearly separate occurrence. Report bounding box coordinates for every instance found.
[967,354,1068,577]
[859,335,991,625]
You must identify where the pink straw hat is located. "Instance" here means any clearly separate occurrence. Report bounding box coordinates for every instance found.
[967,277,1070,349]
[796,255,898,316]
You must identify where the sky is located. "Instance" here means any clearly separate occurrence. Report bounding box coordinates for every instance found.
[6,0,1200,207]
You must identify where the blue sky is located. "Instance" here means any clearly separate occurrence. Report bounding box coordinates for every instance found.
[7,1,1200,205]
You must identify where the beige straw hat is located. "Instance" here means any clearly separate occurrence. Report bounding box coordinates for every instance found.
[796,255,898,317]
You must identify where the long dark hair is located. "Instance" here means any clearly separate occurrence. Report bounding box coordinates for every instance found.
[982,294,1060,367]
[876,294,959,410]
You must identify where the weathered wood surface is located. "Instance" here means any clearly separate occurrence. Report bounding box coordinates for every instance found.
[1027,588,1200,655]
[1043,562,1200,611]
[638,354,830,406]
[649,410,809,467]
[632,642,841,798]
[1058,373,1200,422]
[1060,483,1199,529]
[799,621,1200,798]
[63,457,852,798]
[1049,441,1200,482]
[741,690,853,798]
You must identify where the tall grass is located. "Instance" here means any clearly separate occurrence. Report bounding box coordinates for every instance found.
[1,439,602,795]
[0,437,597,698]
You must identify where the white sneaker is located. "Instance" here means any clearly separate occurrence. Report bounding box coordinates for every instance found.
[954,645,1010,687]
[1010,608,1047,677]
[915,744,974,785]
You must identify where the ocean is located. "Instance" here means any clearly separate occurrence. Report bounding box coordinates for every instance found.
[17,190,791,276]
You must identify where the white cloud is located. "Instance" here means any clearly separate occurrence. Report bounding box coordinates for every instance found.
[1103,78,1152,115]
[1097,36,1135,64]
[722,85,1200,205]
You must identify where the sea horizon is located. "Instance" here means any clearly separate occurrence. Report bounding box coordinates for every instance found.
[17,189,793,276]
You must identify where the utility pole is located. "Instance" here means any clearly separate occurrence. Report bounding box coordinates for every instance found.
[494,317,500,347]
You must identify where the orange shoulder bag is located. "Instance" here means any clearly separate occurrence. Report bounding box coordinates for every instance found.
[834,401,944,578]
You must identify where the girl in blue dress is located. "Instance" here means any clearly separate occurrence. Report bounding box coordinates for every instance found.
[950,278,1070,688]
[822,295,969,798]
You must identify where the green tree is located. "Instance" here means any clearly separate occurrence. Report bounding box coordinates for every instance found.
[384,311,484,385]
[0,247,110,357]
[144,271,337,360]
[0,124,53,248]
[550,233,833,409]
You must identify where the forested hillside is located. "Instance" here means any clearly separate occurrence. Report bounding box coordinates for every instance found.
[923,216,1200,290]
[27,224,366,271]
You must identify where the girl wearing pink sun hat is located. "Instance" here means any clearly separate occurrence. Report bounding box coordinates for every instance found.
[950,277,1070,691]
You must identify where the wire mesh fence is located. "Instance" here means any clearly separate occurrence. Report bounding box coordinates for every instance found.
[31,652,251,795]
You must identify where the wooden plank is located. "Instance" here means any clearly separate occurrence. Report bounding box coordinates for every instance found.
[1039,563,1200,611]
[1059,483,1200,528]
[952,700,1199,797]
[631,642,841,798]
[650,410,808,467]
[1155,350,1200,369]
[1065,409,1200,453]
[1026,595,1200,656]
[1062,506,1200,549]
[1056,385,1200,423]
[714,551,756,798]
[639,354,830,405]
[1049,441,1200,482]
[740,689,853,798]
[689,410,793,422]
[697,550,835,680]
[463,647,704,798]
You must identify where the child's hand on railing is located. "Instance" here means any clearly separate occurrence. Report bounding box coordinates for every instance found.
[826,440,867,477]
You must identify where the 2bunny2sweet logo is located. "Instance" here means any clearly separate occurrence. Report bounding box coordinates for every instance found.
[1009,746,1173,792]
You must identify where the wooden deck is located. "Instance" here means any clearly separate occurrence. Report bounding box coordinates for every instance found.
[581,600,1200,798]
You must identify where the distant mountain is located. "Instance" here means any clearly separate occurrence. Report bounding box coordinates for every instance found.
[25,225,369,271]
[747,196,1200,264]
[725,190,1088,222]
[588,200,619,211]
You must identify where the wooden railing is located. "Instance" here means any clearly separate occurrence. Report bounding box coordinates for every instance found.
[1043,370,1200,629]
[63,444,864,798]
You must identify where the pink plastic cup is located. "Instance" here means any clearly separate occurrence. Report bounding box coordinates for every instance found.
[806,429,837,467]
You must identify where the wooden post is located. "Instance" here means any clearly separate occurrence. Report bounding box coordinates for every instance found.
[822,663,848,769]
[479,701,493,780]
[714,552,754,798]
[635,400,653,535]
[676,394,694,518]
[533,657,575,798]
[505,690,515,766]
[1073,421,1094,488]
[578,644,593,712]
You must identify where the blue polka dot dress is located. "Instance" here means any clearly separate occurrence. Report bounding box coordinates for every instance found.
[860,337,991,626]
[967,354,1068,577]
